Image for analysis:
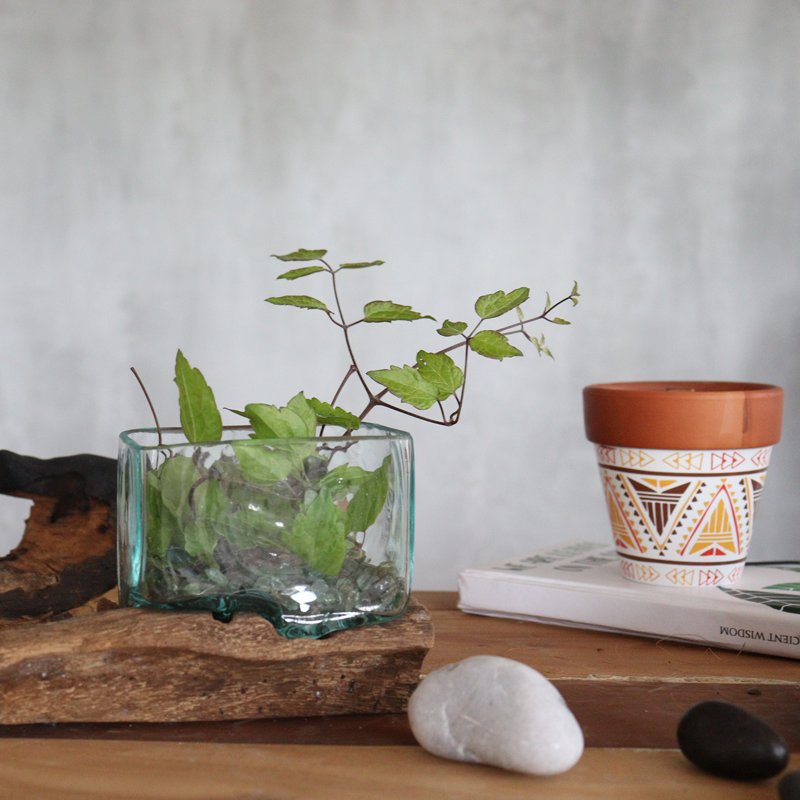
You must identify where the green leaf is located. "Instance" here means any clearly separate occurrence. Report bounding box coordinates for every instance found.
[277,266,326,280]
[222,506,287,550]
[265,295,332,314]
[474,287,530,320]
[551,317,571,325]
[339,260,384,269]
[272,248,328,262]
[363,300,435,323]
[158,455,201,519]
[289,490,347,575]
[146,469,181,557]
[192,475,229,518]
[366,365,440,409]
[183,478,228,559]
[181,520,218,561]
[416,350,464,400]
[345,456,390,534]
[570,280,580,306]
[174,350,223,444]
[286,392,318,436]
[437,319,468,337]
[318,464,370,499]
[527,333,554,359]
[232,441,303,483]
[232,402,314,439]
[183,480,230,564]
[468,330,524,360]
[544,292,552,312]
[146,456,202,557]
[308,397,361,430]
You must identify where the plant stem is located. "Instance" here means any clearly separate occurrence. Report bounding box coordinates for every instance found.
[320,364,359,436]
[366,298,568,424]
[130,366,163,446]
[367,396,457,426]
[452,343,470,424]
[320,268,575,429]
[330,364,357,407]
[324,260,374,399]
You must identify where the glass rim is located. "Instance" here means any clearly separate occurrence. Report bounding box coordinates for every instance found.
[119,422,413,450]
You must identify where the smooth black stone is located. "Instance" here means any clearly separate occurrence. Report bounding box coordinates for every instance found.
[677,700,789,781]
[779,771,800,800]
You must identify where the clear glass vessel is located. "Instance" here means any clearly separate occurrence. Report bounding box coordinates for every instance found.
[117,424,414,638]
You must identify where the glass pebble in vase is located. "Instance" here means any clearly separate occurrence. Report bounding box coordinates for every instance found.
[117,424,414,638]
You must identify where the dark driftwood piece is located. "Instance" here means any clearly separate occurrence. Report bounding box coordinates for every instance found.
[0,450,117,618]
[0,598,434,724]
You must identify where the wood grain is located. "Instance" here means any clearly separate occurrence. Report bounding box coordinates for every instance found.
[2,592,797,753]
[0,740,795,800]
[0,598,433,723]
[431,599,800,680]
[0,592,797,799]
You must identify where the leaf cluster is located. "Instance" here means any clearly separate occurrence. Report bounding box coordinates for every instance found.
[135,246,579,585]
[156,355,390,577]
[258,248,579,423]
[146,399,390,580]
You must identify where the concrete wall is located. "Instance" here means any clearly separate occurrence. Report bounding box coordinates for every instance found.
[1,0,798,588]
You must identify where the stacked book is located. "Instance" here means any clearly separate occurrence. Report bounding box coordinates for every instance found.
[458,541,800,659]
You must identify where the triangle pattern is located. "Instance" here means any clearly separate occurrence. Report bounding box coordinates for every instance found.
[711,451,745,470]
[663,451,704,471]
[628,478,692,538]
[618,449,655,468]
[604,484,645,553]
[681,482,742,558]
[750,478,764,508]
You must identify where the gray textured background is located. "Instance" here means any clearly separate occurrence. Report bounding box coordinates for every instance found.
[1,1,798,588]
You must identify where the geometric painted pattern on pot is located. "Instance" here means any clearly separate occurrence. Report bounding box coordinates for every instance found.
[620,559,660,583]
[710,451,745,470]
[662,451,705,471]
[747,477,765,521]
[594,445,773,587]
[665,567,697,587]
[594,445,772,475]
[663,564,745,587]
[600,469,769,565]
[750,449,770,468]
[676,474,766,560]
[679,480,743,558]
[617,558,745,587]
[600,470,703,556]
[602,475,646,554]
[624,476,695,550]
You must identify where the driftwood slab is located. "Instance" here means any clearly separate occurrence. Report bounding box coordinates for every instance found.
[0,449,433,723]
[0,599,434,724]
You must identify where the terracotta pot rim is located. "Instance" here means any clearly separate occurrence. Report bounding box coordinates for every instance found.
[583,380,781,397]
[583,381,783,450]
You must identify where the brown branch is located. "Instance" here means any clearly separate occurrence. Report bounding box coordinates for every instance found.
[130,367,163,446]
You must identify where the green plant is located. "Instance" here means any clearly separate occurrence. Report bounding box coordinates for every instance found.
[164,247,579,441]
[128,249,578,631]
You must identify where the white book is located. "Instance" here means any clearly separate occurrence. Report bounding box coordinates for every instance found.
[458,541,800,660]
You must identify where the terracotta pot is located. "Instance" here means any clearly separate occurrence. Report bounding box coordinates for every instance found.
[583,382,783,587]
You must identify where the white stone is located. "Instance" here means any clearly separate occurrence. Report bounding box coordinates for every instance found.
[408,655,584,775]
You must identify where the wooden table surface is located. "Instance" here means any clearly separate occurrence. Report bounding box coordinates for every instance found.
[0,591,798,799]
